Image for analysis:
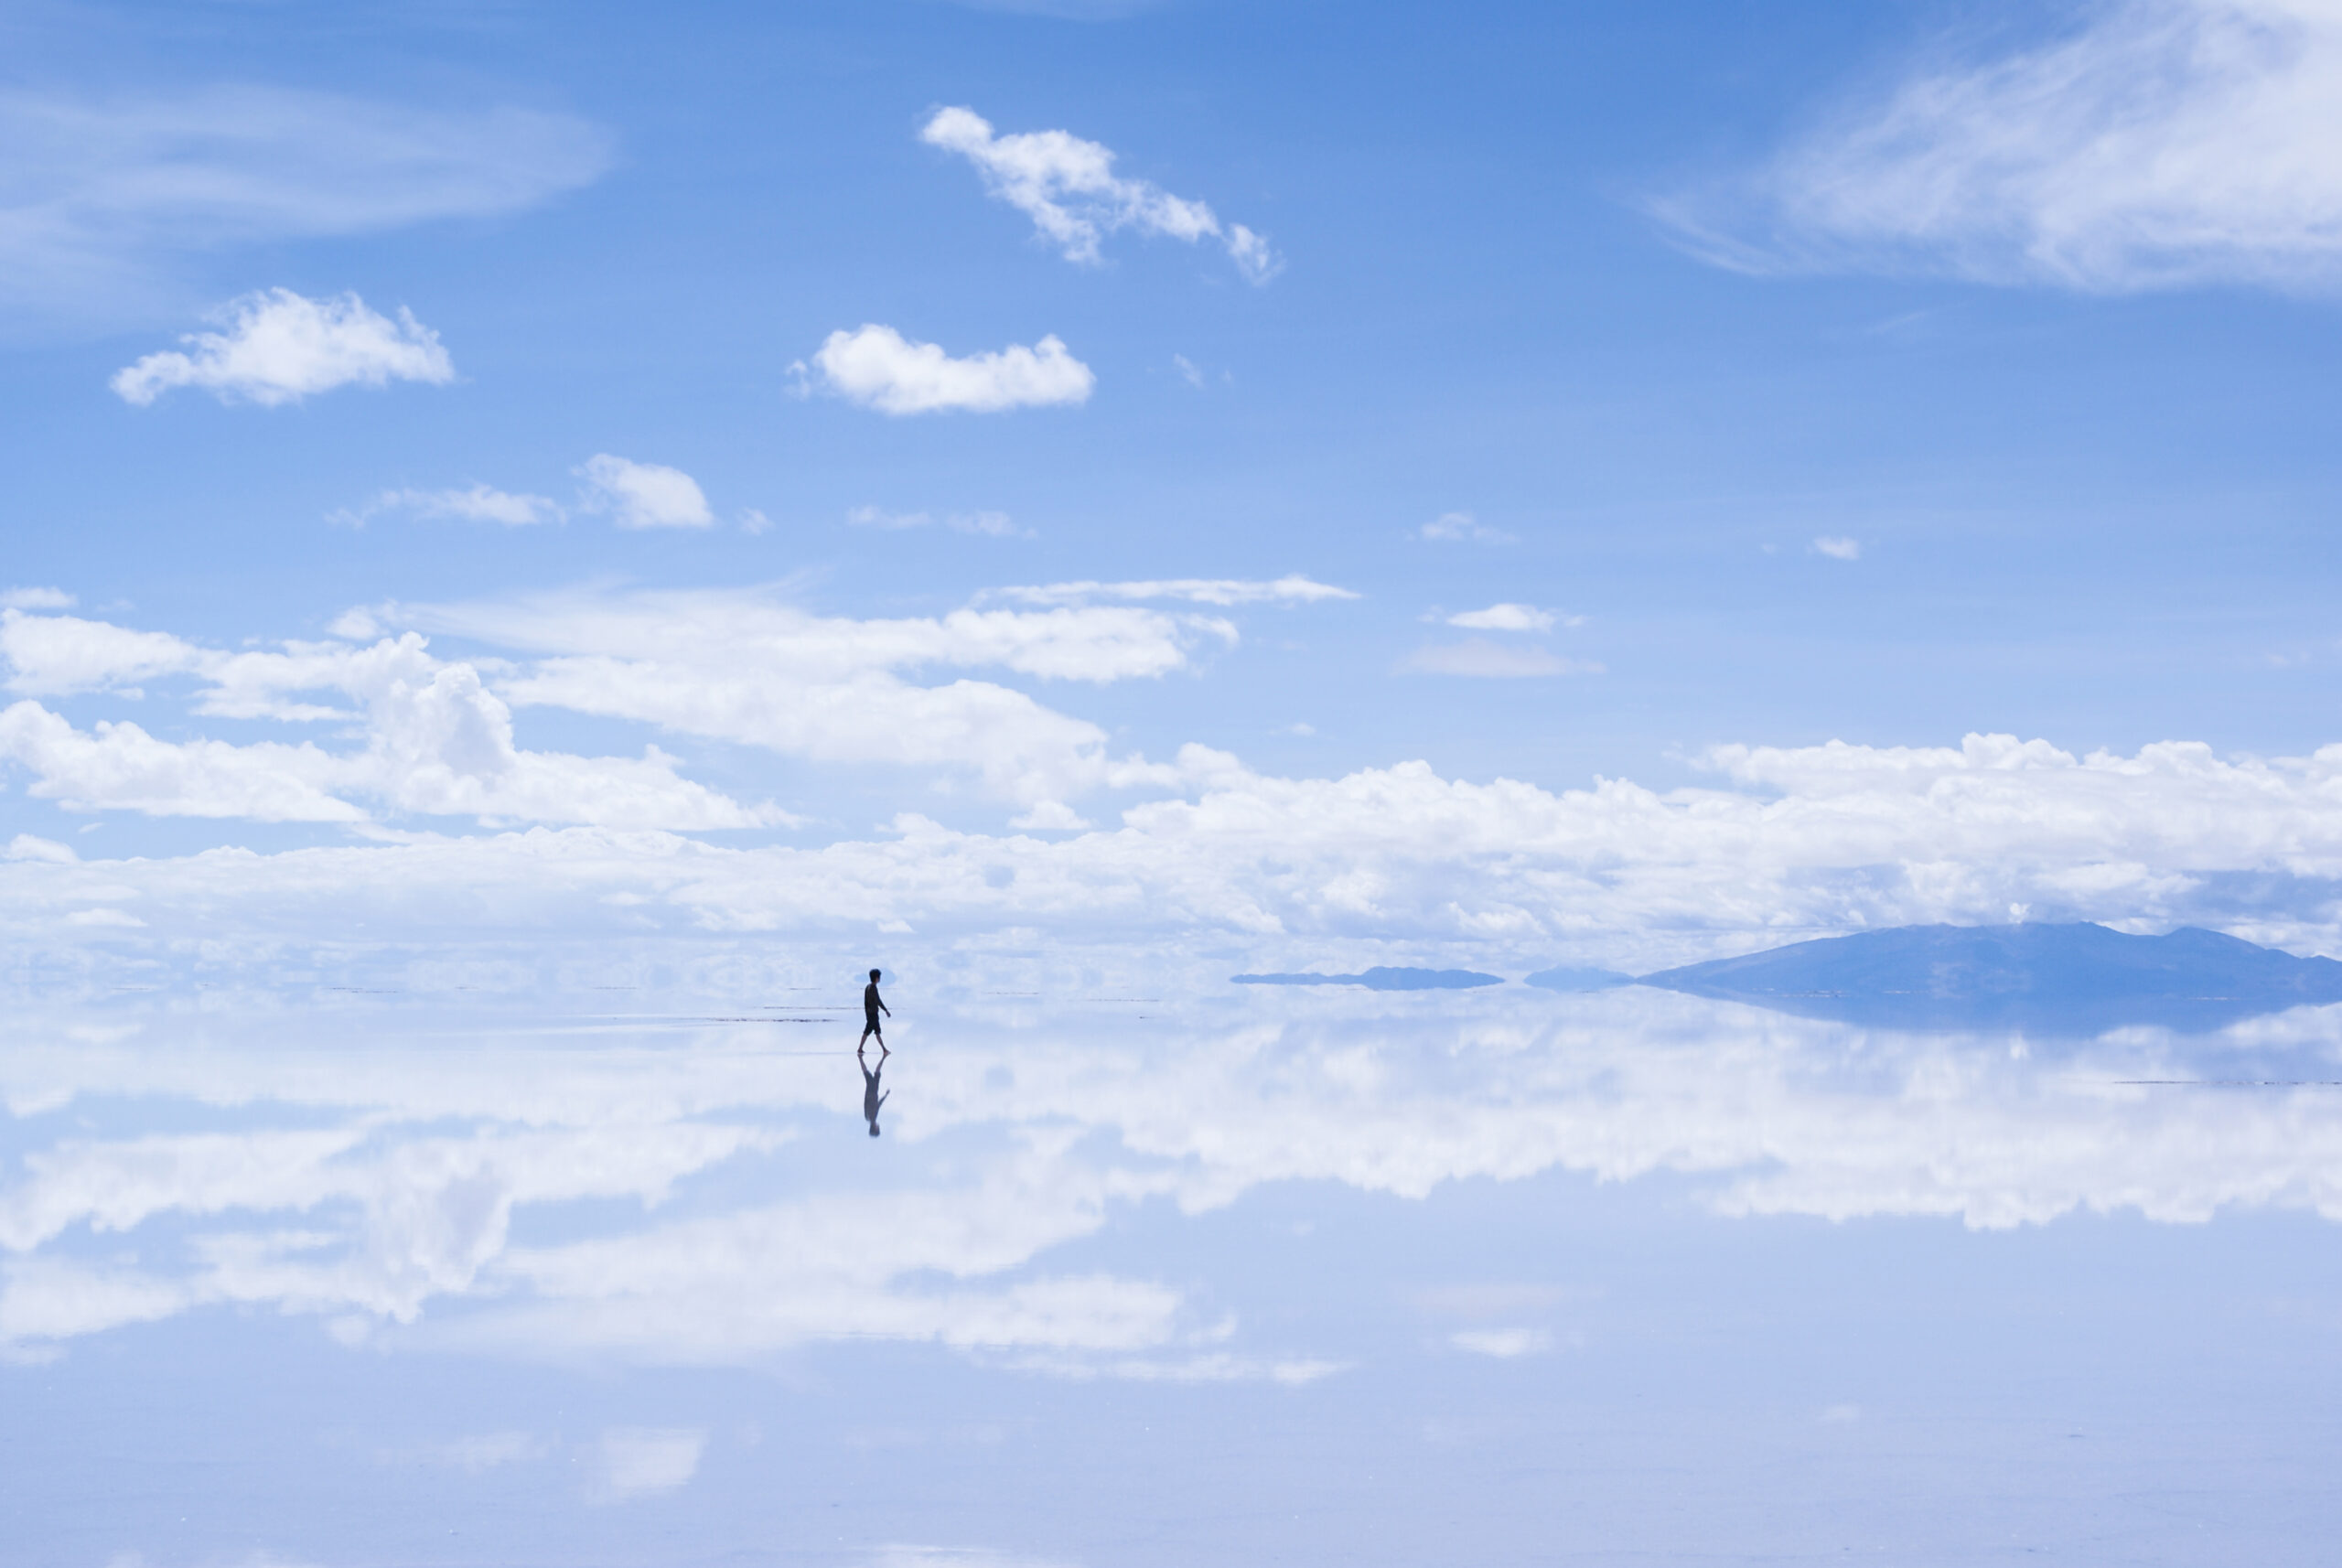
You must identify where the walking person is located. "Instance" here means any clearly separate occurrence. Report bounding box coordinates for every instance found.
[860,968,890,1054]
[857,969,891,1137]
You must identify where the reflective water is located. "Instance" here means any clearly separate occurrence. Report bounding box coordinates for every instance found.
[6,982,2342,1564]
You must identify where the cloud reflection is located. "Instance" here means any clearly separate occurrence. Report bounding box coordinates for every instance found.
[4,984,2340,1367]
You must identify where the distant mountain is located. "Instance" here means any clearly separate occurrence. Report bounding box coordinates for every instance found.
[1638,922,2342,1033]
[1233,966,1505,991]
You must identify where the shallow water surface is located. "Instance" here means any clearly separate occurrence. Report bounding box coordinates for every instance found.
[5,983,2341,1565]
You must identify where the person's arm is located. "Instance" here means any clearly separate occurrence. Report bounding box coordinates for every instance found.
[876,1090,888,1110]
[880,993,891,1016]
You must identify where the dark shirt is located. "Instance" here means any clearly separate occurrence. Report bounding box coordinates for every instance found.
[864,981,885,1021]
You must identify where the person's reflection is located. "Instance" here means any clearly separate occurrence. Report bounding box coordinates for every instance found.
[858,1036,890,1137]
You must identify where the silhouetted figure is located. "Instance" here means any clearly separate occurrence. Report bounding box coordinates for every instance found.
[860,968,890,1052]
[860,1055,888,1137]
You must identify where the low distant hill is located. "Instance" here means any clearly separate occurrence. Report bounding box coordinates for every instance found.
[1638,922,2342,1033]
[1233,967,1504,991]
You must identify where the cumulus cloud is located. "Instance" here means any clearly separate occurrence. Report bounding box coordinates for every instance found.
[27,598,2342,989]
[995,576,1356,607]
[802,325,1093,415]
[1420,511,1511,543]
[1445,604,1556,633]
[576,455,714,530]
[0,612,781,829]
[1658,0,2342,292]
[0,87,610,321]
[4,587,1350,822]
[920,106,1281,282]
[1811,536,1861,561]
[2,607,198,696]
[403,585,1250,806]
[0,588,72,610]
[1401,641,1597,678]
[111,289,454,406]
[5,834,76,863]
[21,720,2342,987]
[332,485,564,529]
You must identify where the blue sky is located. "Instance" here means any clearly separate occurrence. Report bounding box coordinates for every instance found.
[13,13,2342,1560]
[5,0,2342,972]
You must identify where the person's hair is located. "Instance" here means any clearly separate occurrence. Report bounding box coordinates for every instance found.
[869,968,881,981]
[868,1123,881,1136]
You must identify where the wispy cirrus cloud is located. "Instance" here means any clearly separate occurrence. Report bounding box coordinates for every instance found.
[331,484,564,529]
[0,87,610,324]
[1420,511,1512,543]
[1445,604,1563,633]
[1401,641,1600,678]
[1656,0,2342,293]
[849,505,1026,538]
[799,325,1093,414]
[994,576,1356,607]
[111,288,454,406]
[921,106,1280,283]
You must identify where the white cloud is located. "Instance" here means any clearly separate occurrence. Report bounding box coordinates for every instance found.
[1401,641,1598,678]
[111,289,454,406]
[28,595,2342,995]
[848,505,1026,538]
[995,576,1356,607]
[334,485,564,529]
[24,690,2342,980]
[403,585,1241,805]
[0,614,782,829]
[1449,1327,1552,1358]
[3,589,1312,818]
[576,455,714,530]
[1661,0,2342,292]
[1812,536,1861,561]
[803,325,1093,415]
[2,607,198,696]
[595,1428,705,1502]
[18,958,2342,1378]
[1446,604,1555,633]
[0,87,610,322]
[1420,511,1511,543]
[0,588,72,610]
[5,835,76,863]
[1010,800,1091,832]
[1171,352,1204,387]
[920,105,1281,282]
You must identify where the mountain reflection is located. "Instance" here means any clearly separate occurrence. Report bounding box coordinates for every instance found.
[4,984,2339,1369]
